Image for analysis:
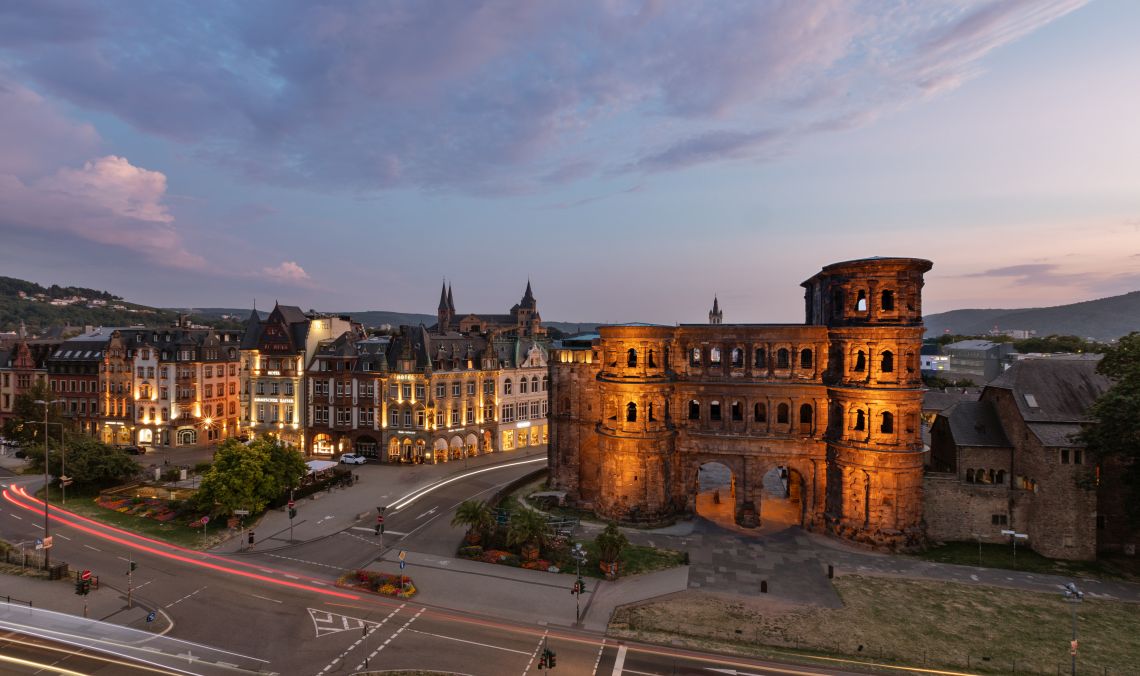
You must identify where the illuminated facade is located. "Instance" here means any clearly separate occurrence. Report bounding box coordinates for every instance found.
[0,327,49,427]
[549,257,932,550]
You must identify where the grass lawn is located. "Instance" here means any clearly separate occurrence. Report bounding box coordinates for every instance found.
[915,541,1140,582]
[43,486,231,550]
[610,576,1140,675]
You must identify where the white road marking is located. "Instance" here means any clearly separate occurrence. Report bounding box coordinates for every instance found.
[84,544,100,552]
[352,606,425,672]
[8,514,21,520]
[415,507,438,520]
[249,593,282,604]
[403,628,531,655]
[523,630,548,676]
[313,604,405,674]
[55,534,71,541]
[612,644,628,675]
[32,523,43,530]
[350,526,407,535]
[163,585,207,609]
[592,638,607,675]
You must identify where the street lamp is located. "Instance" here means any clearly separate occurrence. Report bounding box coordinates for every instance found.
[1000,529,1028,563]
[571,542,588,625]
[34,398,63,568]
[1063,582,1084,676]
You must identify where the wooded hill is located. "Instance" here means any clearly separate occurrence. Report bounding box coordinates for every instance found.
[923,290,1140,342]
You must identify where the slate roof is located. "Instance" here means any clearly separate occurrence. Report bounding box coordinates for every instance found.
[940,401,1011,448]
[987,358,1109,423]
[923,389,981,413]
[1027,423,1084,448]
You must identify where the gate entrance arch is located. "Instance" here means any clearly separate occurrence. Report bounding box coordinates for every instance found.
[760,465,806,530]
[695,462,736,528]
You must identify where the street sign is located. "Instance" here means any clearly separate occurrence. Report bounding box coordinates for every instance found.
[146,611,157,623]
[288,499,295,508]
[399,560,406,570]
[34,538,43,550]
[81,570,92,581]
[398,550,407,561]
[201,515,210,525]
[234,510,250,516]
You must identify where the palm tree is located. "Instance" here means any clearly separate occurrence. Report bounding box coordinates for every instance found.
[506,508,548,560]
[596,522,628,578]
[451,500,493,545]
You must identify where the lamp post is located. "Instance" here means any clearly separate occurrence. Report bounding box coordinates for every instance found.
[34,399,63,568]
[571,542,588,625]
[1000,529,1028,564]
[1063,583,1083,676]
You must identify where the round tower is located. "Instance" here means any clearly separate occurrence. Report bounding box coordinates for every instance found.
[593,325,677,524]
[802,257,932,549]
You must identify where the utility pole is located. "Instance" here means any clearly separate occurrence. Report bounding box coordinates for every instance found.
[1064,583,1083,676]
[127,555,135,608]
[571,543,587,626]
[34,399,62,569]
[288,487,296,543]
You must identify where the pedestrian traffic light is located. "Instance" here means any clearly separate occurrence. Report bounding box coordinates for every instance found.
[538,655,547,669]
[288,507,297,519]
[248,531,255,545]
[74,577,85,595]
[129,561,137,572]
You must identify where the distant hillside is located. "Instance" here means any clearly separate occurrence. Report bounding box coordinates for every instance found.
[924,291,1140,342]
[192,307,600,335]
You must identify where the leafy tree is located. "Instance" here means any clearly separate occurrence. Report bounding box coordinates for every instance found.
[451,499,494,543]
[26,435,139,488]
[595,522,629,563]
[1,382,69,446]
[506,508,548,556]
[195,443,275,516]
[251,437,308,499]
[1079,332,1140,524]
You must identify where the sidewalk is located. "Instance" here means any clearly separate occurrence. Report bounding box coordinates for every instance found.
[0,570,172,634]
[364,548,689,631]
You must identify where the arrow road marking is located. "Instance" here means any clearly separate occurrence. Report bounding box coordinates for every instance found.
[308,608,382,638]
[415,507,438,520]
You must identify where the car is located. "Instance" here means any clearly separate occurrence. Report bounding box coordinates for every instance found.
[339,453,366,465]
[123,446,144,455]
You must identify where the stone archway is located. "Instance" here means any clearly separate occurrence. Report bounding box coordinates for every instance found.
[449,435,463,461]
[760,465,806,530]
[432,437,448,463]
[465,433,478,457]
[693,461,739,529]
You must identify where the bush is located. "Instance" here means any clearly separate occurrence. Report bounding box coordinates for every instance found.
[193,462,212,474]
[458,545,483,558]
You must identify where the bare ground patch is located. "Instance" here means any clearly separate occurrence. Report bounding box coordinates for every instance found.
[609,576,1140,674]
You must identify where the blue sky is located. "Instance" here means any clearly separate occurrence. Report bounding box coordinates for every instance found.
[1,0,1137,325]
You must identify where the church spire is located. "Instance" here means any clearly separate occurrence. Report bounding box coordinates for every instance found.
[447,284,455,314]
[520,279,536,309]
[709,295,722,325]
[438,279,449,313]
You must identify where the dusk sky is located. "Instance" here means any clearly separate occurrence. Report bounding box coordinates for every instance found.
[1,1,1138,325]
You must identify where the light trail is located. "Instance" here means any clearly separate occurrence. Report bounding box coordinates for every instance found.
[388,457,545,511]
[2,488,360,601]
[0,633,186,675]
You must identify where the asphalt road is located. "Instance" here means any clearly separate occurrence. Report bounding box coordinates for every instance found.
[0,457,874,676]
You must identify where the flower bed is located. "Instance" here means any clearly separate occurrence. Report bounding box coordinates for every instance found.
[457,546,560,573]
[95,495,193,526]
[337,569,417,599]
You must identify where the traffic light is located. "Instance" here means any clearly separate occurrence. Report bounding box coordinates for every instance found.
[548,650,556,668]
[577,579,586,594]
[129,561,137,572]
[288,507,297,519]
[538,654,547,669]
[74,577,85,595]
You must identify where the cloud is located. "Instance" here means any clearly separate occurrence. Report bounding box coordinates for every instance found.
[0,70,99,175]
[262,260,311,283]
[0,1,1088,191]
[0,155,204,269]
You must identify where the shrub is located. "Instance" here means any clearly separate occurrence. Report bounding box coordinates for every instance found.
[458,545,483,558]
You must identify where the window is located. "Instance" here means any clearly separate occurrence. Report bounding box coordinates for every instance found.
[648,350,657,368]
[995,469,1006,484]
[856,289,867,312]
[754,403,766,423]
[137,367,145,378]
[450,409,459,425]
[404,410,412,427]
[754,348,766,369]
[800,348,812,369]
[403,384,412,399]
[799,404,813,425]
[519,378,528,394]
[709,401,721,421]
[467,382,475,396]
[390,409,399,428]
[880,411,894,434]
[466,408,474,424]
[854,409,866,431]
[776,348,790,369]
[690,348,701,366]
[626,402,637,422]
[504,379,512,395]
[881,290,895,311]
[854,350,866,372]
[627,348,637,367]
[484,380,494,395]
[452,382,461,397]
[531,376,539,393]
[416,384,425,399]
[1074,450,1083,465]
[390,383,399,398]
[541,376,548,391]
[688,400,700,420]
[991,514,1008,526]
[731,401,743,421]
[1061,449,1070,464]
[966,468,975,483]
[881,350,894,373]
[416,409,425,427]
[435,383,445,398]
[502,404,515,422]
[710,347,721,365]
[730,348,743,367]
[436,411,444,427]
[777,403,789,424]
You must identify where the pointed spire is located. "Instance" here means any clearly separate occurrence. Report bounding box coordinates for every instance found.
[712,295,719,313]
[709,294,723,325]
[520,279,536,308]
[438,279,449,312]
[447,284,455,314]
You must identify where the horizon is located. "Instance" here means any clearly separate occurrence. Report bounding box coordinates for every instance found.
[2,2,1138,324]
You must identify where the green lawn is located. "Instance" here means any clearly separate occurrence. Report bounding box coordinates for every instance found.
[40,486,230,550]
[914,541,1140,581]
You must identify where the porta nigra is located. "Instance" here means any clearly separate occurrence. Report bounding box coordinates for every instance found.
[548,257,932,550]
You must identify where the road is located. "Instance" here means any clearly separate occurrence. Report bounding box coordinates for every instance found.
[0,458,879,676]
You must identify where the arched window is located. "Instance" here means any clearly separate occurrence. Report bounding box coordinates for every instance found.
[987,469,996,484]
[503,379,512,395]
[541,376,548,391]
[995,469,1006,485]
[881,350,894,373]
[531,376,539,392]
[627,348,637,367]
[648,350,656,368]
[966,468,975,483]
[777,403,789,424]
[800,348,812,369]
[648,402,657,422]
[856,289,868,312]
[776,348,790,368]
[799,403,813,425]
[688,400,700,420]
[854,350,866,372]
[710,347,722,365]
[854,409,866,431]
[519,378,528,394]
[881,289,895,311]
[730,348,743,367]
[753,402,767,423]
[626,402,637,422]
[754,347,767,368]
[709,400,722,421]
[832,288,844,318]
[880,411,894,434]
[731,401,743,421]
[690,348,701,366]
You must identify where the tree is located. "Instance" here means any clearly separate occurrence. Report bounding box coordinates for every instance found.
[1,382,69,446]
[254,437,308,499]
[195,443,275,516]
[26,435,139,488]
[1079,332,1140,524]
[595,522,629,564]
[451,500,494,544]
[506,508,548,559]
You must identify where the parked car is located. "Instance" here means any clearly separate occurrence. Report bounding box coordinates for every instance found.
[123,446,145,455]
[339,453,366,465]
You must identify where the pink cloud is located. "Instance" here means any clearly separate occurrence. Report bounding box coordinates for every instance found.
[262,260,311,283]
